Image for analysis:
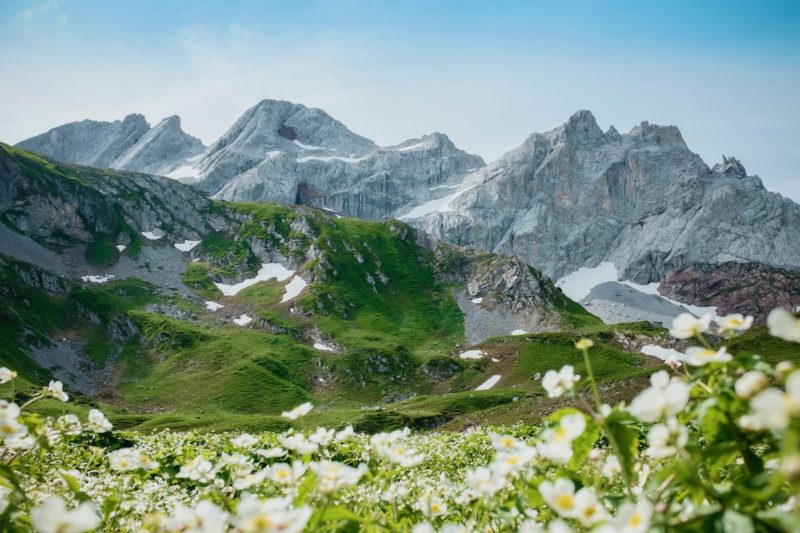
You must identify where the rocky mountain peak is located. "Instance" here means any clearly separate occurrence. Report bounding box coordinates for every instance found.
[629,120,686,147]
[121,113,149,129]
[711,155,747,178]
[562,109,605,143]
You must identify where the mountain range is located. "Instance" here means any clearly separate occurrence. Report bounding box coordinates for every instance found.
[15,100,800,322]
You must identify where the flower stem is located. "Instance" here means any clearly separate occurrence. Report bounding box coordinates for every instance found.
[581,348,602,410]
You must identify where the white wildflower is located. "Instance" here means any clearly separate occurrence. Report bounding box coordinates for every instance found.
[162,500,229,533]
[645,417,688,458]
[0,367,17,384]
[86,409,112,433]
[108,448,142,471]
[538,413,585,464]
[45,380,69,402]
[717,314,753,334]
[308,460,367,493]
[538,478,577,516]
[278,433,318,455]
[334,425,355,441]
[255,447,287,459]
[629,371,689,422]
[29,496,100,533]
[56,414,82,436]
[231,433,259,448]
[542,365,581,398]
[747,371,800,431]
[177,456,217,483]
[681,346,732,366]
[573,487,608,526]
[234,495,311,533]
[735,371,767,399]
[308,427,335,447]
[669,313,712,339]
[767,308,800,343]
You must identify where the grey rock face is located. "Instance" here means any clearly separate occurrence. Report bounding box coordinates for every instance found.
[16,99,485,221]
[190,100,485,220]
[412,110,800,283]
[16,114,203,175]
[581,282,690,326]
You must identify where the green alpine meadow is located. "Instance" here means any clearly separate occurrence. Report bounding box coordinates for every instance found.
[1,2,800,531]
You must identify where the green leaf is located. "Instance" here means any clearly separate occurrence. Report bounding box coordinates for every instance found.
[319,505,364,524]
[603,414,638,482]
[59,472,92,503]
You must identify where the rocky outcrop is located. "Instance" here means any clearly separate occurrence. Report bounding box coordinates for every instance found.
[17,100,485,221]
[660,262,800,322]
[412,110,800,286]
[191,101,485,220]
[16,114,203,176]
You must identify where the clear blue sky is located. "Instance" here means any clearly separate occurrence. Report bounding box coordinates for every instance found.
[1,0,798,199]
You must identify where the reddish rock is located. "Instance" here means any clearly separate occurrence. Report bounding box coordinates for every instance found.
[660,262,800,323]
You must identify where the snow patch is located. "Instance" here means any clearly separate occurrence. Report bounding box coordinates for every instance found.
[266,150,281,159]
[475,374,501,391]
[233,314,252,326]
[81,274,115,283]
[556,262,618,301]
[641,344,683,362]
[292,140,326,151]
[165,154,203,179]
[556,262,724,323]
[281,276,308,303]
[395,142,426,152]
[214,263,295,296]
[398,184,475,220]
[458,349,486,360]
[491,357,500,363]
[174,240,201,252]
[116,245,126,252]
[205,301,224,311]
[471,297,483,304]
[313,342,335,352]
[297,155,366,163]
[510,329,528,336]
[141,230,164,240]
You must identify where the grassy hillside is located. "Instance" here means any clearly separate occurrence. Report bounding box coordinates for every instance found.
[4,144,795,433]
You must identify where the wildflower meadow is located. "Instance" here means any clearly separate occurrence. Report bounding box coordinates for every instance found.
[0,309,799,532]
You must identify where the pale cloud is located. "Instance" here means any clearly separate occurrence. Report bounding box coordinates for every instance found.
[16,0,67,30]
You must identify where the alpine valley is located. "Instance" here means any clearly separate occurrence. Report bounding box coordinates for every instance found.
[3,100,799,431]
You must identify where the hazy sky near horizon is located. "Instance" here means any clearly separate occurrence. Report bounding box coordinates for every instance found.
[1,0,799,200]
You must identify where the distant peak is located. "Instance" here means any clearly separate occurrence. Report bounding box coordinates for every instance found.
[122,113,148,127]
[629,120,686,147]
[562,109,604,143]
[567,109,597,125]
[712,155,747,177]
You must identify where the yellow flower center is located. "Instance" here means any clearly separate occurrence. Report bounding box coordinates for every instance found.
[698,349,716,358]
[251,515,273,530]
[501,437,515,448]
[555,493,574,511]
[276,469,289,479]
[629,511,642,527]
[554,426,568,442]
[430,504,441,514]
